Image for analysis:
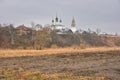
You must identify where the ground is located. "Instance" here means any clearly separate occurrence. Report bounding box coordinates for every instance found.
[0,47,120,80]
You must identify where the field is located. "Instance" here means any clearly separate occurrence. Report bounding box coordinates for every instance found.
[0,47,120,80]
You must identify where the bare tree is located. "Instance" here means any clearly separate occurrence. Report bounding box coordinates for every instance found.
[96,28,101,35]
[35,24,42,31]
[31,22,35,48]
[8,24,15,45]
[88,28,92,33]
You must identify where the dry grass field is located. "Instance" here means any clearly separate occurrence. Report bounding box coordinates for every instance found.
[0,47,120,80]
[0,47,120,58]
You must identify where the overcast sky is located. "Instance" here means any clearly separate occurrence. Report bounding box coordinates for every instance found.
[0,0,120,34]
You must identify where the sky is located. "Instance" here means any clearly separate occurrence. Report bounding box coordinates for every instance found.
[0,0,120,34]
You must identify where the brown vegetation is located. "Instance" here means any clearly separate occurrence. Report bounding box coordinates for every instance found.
[1,24,120,49]
[0,68,108,80]
[0,47,120,79]
[0,47,120,58]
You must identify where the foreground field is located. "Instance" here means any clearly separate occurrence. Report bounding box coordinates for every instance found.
[0,47,120,80]
[0,68,107,80]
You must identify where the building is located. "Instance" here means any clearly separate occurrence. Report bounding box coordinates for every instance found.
[16,25,31,35]
[71,17,77,33]
[51,15,66,30]
[50,15,77,34]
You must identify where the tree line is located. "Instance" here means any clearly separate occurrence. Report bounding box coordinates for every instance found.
[0,24,120,49]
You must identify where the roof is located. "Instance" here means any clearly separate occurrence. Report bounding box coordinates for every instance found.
[16,25,31,30]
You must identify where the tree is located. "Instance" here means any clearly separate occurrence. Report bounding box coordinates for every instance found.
[35,24,42,31]
[34,30,51,50]
[0,24,2,28]
[88,28,92,33]
[96,28,101,35]
[8,24,15,45]
[30,22,51,49]
[115,33,118,36]
[31,22,35,48]
[0,25,11,48]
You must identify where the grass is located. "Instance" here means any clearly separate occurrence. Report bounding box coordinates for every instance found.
[0,47,120,80]
[0,68,108,80]
[0,47,120,58]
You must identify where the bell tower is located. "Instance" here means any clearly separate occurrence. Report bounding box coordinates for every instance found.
[71,17,76,27]
[71,17,76,33]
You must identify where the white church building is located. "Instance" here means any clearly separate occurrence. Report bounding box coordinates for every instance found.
[50,15,77,34]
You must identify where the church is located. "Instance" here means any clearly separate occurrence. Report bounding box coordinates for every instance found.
[50,15,77,34]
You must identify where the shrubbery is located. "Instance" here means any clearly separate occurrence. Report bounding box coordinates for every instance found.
[0,25,120,49]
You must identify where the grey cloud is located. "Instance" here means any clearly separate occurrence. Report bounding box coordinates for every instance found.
[0,0,120,34]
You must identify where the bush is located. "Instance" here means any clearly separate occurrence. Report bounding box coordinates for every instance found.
[51,44,58,49]
[17,46,24,49]
[71,44,80,49]
[80,43,88,49]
